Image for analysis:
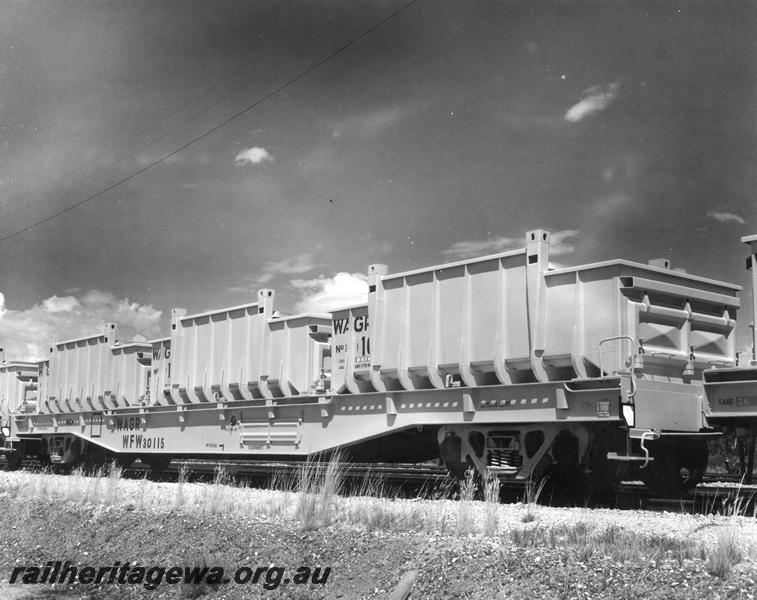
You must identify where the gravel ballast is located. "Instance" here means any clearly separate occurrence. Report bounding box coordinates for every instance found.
[0,471,756,599]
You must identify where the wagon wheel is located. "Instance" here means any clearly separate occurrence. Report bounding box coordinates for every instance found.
[438,434,470,481]
[81,445,107,473]
[112,453,136,471]
[639,439,708,497]
[140,455,172,480]
[5,448,23,471]
[737,432,755,484]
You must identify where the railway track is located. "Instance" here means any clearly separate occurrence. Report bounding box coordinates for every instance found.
[5,455,757,513]
[125,458,452,494]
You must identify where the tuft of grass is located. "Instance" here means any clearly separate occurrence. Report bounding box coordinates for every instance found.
[318,455,345,518]
[457,468,477,535]
[295,452,346,530]
[205,466,232,515]
[104,462,123,505]
[521,477,547,523]
[705,527,743,578]
[88,467,104,504]
[269,467,296,493]
[484,475,500,536]
[173,464,189,511]
[508,520,704,571]
[345,496,402,532]
[135,471,148,511]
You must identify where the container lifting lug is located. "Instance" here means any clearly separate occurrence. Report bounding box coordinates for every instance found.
[683,346,696,377]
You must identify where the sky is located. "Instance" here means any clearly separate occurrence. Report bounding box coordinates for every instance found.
[0,0,756,360]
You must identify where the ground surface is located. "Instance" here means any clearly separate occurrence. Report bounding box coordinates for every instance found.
[0,471,756,599]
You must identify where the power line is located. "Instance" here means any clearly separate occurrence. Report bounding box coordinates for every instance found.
[0,0,361,219]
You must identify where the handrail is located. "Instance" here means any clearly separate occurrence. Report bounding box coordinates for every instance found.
[597,335,638,402]
[597,335,635,375]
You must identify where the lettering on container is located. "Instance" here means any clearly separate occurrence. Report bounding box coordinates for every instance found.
[332,312,371,373]
[333,315,368,334]
[717,396,757,408]
[152,344,171,361]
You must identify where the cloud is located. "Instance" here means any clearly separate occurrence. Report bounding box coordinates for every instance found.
[330,105,410,139]
[292,273,369,314]
[549,229,580,255]
[442,230,579,260]
[564,83,619,123]
[261,254,315,277]
[42,295,81,313]
[0,290,162,361]
[442,236,519,259]
[235,147,273,166]
[229,253,316,292]
[707,210,745,225]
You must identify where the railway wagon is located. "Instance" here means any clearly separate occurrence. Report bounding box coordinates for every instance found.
[0,229,745,496]
[701,234,757,480]
[0,354,40,469]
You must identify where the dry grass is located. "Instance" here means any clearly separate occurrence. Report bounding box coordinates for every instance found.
[1,458,755,580]
[484,476,501,536]
[104,462,123,505]
[705,527,743,577]
[508,520,703,568]
[521,477,548,523]
[295,453,346,530]
[172,464,188,511]
[457,468,477,535]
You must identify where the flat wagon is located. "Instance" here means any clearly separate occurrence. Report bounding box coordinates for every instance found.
[0,229,747,496]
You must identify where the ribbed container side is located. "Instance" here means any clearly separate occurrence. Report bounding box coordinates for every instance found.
[40,324,117,413]
[262,314,331,397]
[0,363,39,422]
[108,343,151,409]
[541,263,740,381]
[370,250,531,391]
[169,299,270,404]
[366,229,740,388]
[167,291,329,402]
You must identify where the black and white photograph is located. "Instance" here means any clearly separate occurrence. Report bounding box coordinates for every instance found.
[1,1,756,598]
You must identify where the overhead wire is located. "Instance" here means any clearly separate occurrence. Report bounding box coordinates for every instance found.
[0,0,361,219]
[0,0,418,245]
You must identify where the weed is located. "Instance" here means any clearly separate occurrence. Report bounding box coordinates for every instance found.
[521,477,547,523]
[318,454,345,521]
[508,523,544,547]
[457,468,477,535]
[173,464,188,511]
[295,452,346,529]
[269,467,296,493]
[104,462,122,505]
[349,496,402,531]
[205,467,232,515]
[705,527,743,578]
[484,475,500,536]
